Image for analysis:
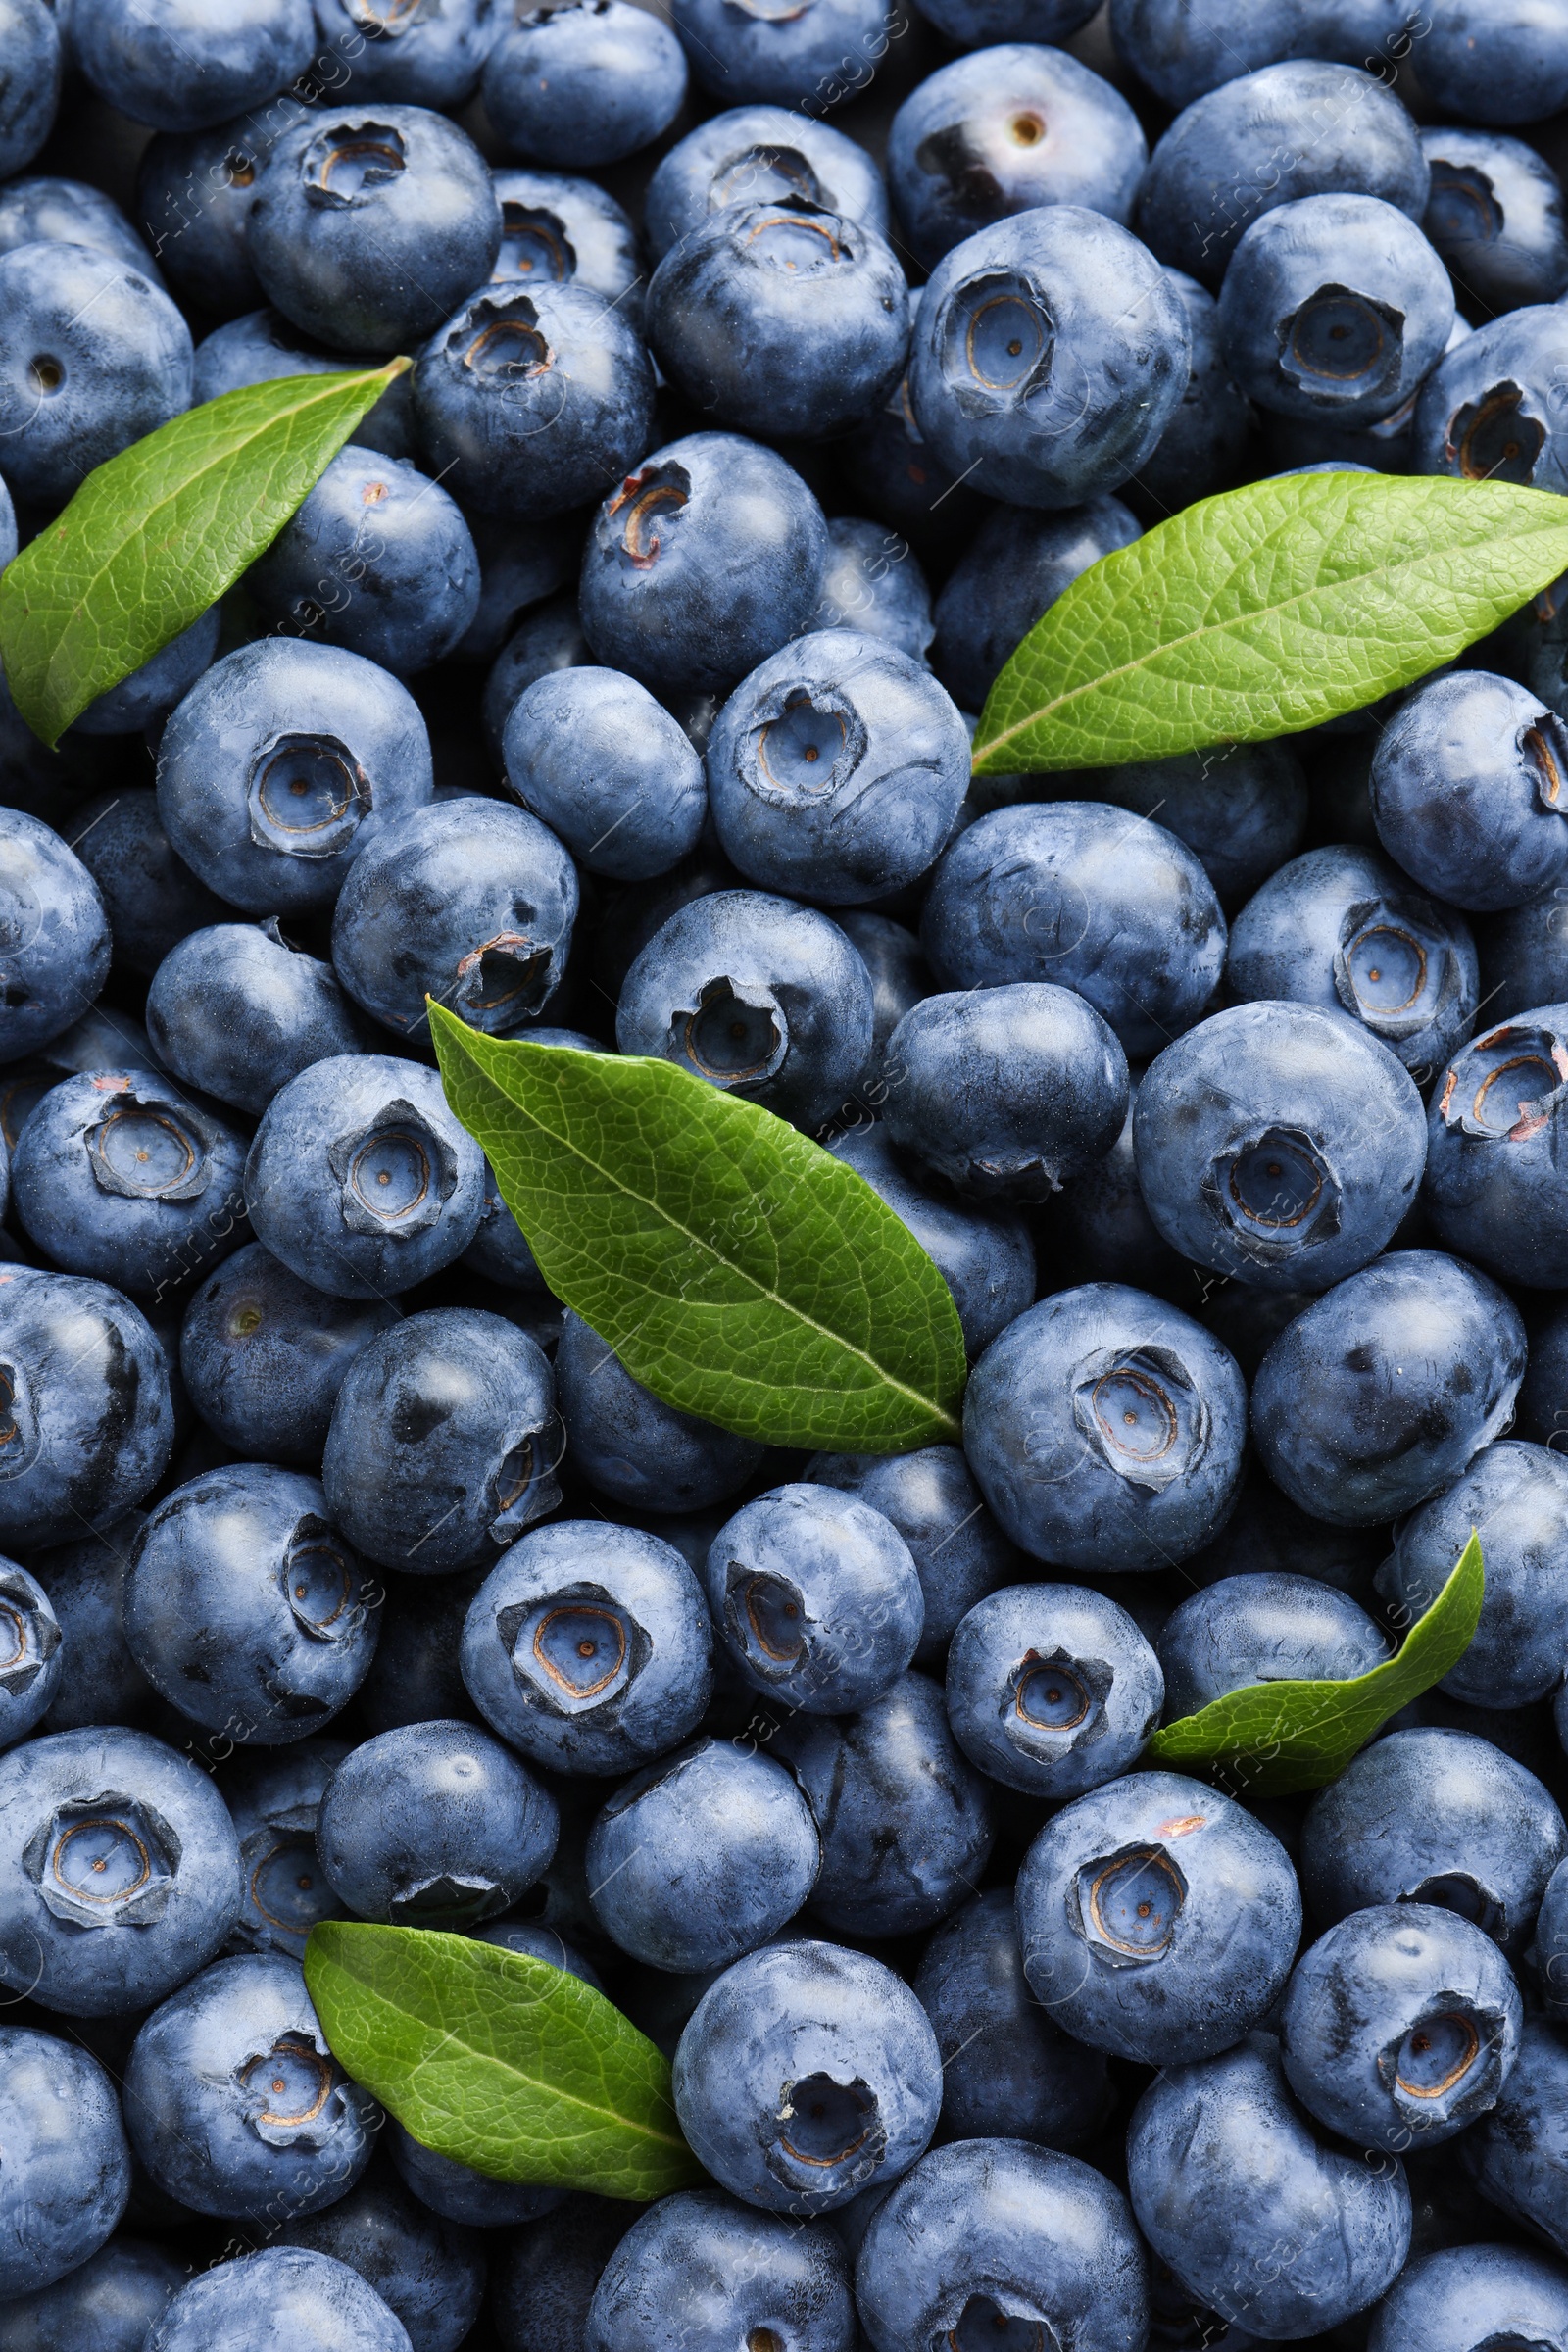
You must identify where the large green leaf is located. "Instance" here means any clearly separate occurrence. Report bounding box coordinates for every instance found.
[972,475,1568,774]
[428,1004,966,1450]
[305,1923,703,2200]
[1147,1533,1484,1797]
[0,363,408,746]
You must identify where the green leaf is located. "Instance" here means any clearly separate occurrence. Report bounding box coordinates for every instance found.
[1146,1532,1485,1798]
[0,363,409,746]
[972,474,1568,774]
[428,1003,966,1451]
[304,1922,704,2200]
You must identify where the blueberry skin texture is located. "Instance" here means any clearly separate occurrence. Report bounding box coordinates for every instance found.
[0,1558,61,1746]
[857,2137,1149,2352]
[322,1308,561,1574]
[1134,1002,1426,1295]
[0,808,110,1057]
[32,1514,157,1734]
[555,1310,762,1516]
[147,2248,413,2352]
[1368,2242,1568,2352]
[0,0,59,181]
[330,800,579,1042]
[156,639,434,917]
[913,1889,1109,2150]
[930,498,1141,714]
[1424,127,1568,312]
[922,801,1226,1060]
[963,1283,1247,1572]
[586,1739,820,1972]
[645,107,890,262]
[491,167,644,329]
[828,1125,1036,1362]
[1301,1727,1567,1957]
[813,517,934,661]
[73,606,221,737]
[947,1583,1163,1798]
[504,666,706,884]
[0,1272,174,1550]
[586,2189,852,2352]
[483,0,685,167]
[481,594,591,762]
[1138,62,1429,290]
[1414,302,1568,495]
[1372,672,1568,914]
[0,175,159,275]
[1227,844,1478,1076]
[318,1719,558,1930]
[1110,0,1432,110]
[0,2232,186,2352]
[1419,1,1568,128]
[135,116,285,320]
[73,0,314,133]
[314,0,494,107]
[1091,743,1307,920]
[123,1463,380,1745]
[248,106,501,355]
[222,1739,351,1960]
[247,446,480,677]
[245,1054,485,1301]
[704,1483,924,1714]
[280,2164,484,2352]
[1128,2032,1410,2338]
[670,0,890,107]
[673,1938,941,2215]
[0,241,192,509]
[1158,1573,1388,1719]
[1461,2015,1568,2258]
[148,921,369,1117]
[769,1670,994,1939]
[1478,884,1568,1024]
[909,206,1191,511]
[1016,1769,1300,2064]
[1424,1002,1568,1286]
[413,281,655,522]
[462,1521,713,1776]
[0,2027,128,2298]
[387,2123,563,2231]
[193,309,416,459]
[1251,1251,1526,1527]
[13,1071,250,1299]
[1129,269,1258,520]
[808,1446,1015,1663]
[617,889,873,1133]
[180,1244,398,1469]
[0,1725,242,2015]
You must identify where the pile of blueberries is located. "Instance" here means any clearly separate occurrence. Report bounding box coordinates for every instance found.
[10,0,1568,2346]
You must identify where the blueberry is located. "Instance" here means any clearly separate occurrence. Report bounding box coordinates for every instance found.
[586,2189,853,2352]
[1089,744,1306,923]
[1377,1442,1568,1708]
[769,1670,994,1938]
[193,308,416,458]
[387,2122,563,2231]
[491,167,645,330]
[323,1307,561,1573]
[503,666,706,883]
[0,174,159,275]
[0,809,110,1057]
[1108,0,1417,109]
[463,1521,712,1775]
[147,2247,413,2352]
[825,1124,1036,1355]
[1158,1572,1388,1718]
[1414,302,1568,491]
[0,0,59,180]
[0,1271,174,1549]
[0,2026,128,2297]
[148,921,368,1118]
[1251,1251,1525,1525]
[0,1726,242,2014]
[318,1719,558,1928]
[889,44,1146,272]
[314,0,495,106]
[1423,127,1568,313]
[179,1244,398,1468]
[586,1738,819,1971]
[483,0,685,167]
[808,1445,1015,1663]
[829,908,929,1085]
[245,1054,485,1300]
[1477,882,1568,1023]
[157,640,434,916]
[857,2137,1149,2352]
[1129,268,1258,519]
[1127,2031,1410,2337]
[1368,2242,1568,2352]
[673,1937,940,2213]
[929,498,1141,713]
[221,1738,350,1961]
[964,1283,1246,1570]
[279,2159,486,2352]
[0,2231,186,2352]
[474,1919,602,1988]
[812,518,933,661]
[705,1483,923,1714]
[1462,2015,1568,2257]
[1301,1727,1567,1956]
[12,1071,250,1300]
[644,106,890,262]
[134,115,286,320]
[491,2198,632,2352]
[0,1555,61,1748]
[413,281,655,521]
[71,608,220,738]
[248,106,501,355]
[1419,3,1568,127]
[1373,672,1568,913]
[357,1572,482,1740]
[670,0,891,107]
[1423,1004,1568,1284]
[482,595,591,762]
[31,1513,158,1733]
[555,1310,762,1514]
[1522,1299,1568,1446]
[578,433,828,696]
[947,1582,1162,1796]
[72,0,315,133]
[908,208,1192,509]
[617,887,873,1132]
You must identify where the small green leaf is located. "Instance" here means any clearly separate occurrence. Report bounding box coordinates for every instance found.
[0,364,408,746]
[973,474,1568,774]
[304,1922,704,2200]
[428,1003,966,1451]
[1146,1533,1484,1797]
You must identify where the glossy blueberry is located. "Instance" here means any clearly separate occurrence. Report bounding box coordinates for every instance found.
[1301,1727,1567,1956]
[964,1284,1246,1571]
[704,1483,923,1714]
[318,1719,558,1929]
[133,114,288,319]
[0,809,110,1058]
[671,0,889,106]
[1377,1443,1568,1709]
[923,801,1225,1059]
[245,1054,485,1300]
[148,921,367,1117]
[503,667,705,884]
[1368,2242,1568,2352]
[490,167,644,327]
[31,1514,157,1733]
[645,106,889,262]
[586,2190,853,2352]
[483,0,684,167]
[0,0,59,180]
[910,208,1190,509]
[413,281,654,521]
[617,889,873,1133]
[555,1310,761,1515]
[222,1739,350,1960]
[946,1582,1161,1799]
[314,0,493,105]
[812,518,933,661]
[180,1245,398,1468]
[1252,1251,1526,1526]
[73,0,314,132]
[1159,1573,1387,1718]
[808,1445,1015,1664]
[248,106,501,354]
[769,1670,993,1938]
[0,174,159,274]
[0,240,191,509]
[387,2122,563,2232]
[193,309,416,458]
[462,1521,712,1775]
[1424,127,1568,313]
[0,1555,61,1747]
[280,2161,485,2352]
[0,1271,174,1549]
[0,2027,128,2298]
[147,2247,413,2352]
[1017,1769,1299,2063]
[1462,2015,1568,2257]
[0,2232,186,2352]
[1372,672,1568,913]
[323,1308,561,1574]
[1419,3,1568,127]
[1424,1003,1568,1284]
[1128,2032,1410,2337]
[930,497,1141,713]
[1414,302,1568,492]
[828,1128,1036,1359]
[0,1725,242,2014]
